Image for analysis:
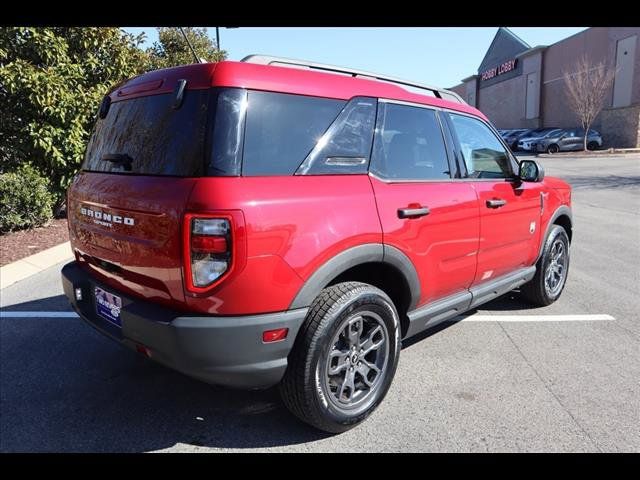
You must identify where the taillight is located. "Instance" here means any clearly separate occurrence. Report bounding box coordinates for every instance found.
[184,215,232,293]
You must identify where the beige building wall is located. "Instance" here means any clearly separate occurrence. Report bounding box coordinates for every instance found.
[478,75,526,129]
[542,27,640,146]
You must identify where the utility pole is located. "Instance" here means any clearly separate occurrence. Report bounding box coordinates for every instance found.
[216,27,220,51]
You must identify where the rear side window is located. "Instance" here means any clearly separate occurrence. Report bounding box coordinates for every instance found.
[447,113,514,179]
[83,90,209,176]
[370,102,451,180]
[242,91,345,176]
[296,97,377,175]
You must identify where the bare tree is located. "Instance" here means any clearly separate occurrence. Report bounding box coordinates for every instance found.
[563,55,616,151]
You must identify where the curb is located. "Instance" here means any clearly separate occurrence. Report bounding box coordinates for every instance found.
[0,241,73,290]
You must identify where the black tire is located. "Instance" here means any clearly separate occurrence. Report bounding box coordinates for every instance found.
[546,144,559,154]
[521,225,570,306]
[279,282,401,433]
[587,141,599,151]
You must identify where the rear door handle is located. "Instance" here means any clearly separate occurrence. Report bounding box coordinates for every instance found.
[397,206,430,219]
[486,199,507,208]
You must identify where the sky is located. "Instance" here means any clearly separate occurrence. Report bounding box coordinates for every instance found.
[122,27,587,88]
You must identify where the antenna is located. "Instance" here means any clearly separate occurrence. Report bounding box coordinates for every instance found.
[179,27,203,64]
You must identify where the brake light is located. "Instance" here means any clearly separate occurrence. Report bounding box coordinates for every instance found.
[183,215,232,293]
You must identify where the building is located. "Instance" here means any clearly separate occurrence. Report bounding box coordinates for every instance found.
[450,27,640,148]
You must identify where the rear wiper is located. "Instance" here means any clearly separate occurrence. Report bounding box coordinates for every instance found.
[101,153,133,171]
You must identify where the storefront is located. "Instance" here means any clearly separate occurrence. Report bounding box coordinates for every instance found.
[450,27,640,148]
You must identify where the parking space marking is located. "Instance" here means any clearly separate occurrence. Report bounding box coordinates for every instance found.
[1,311,79,318]
[460,314,615,322]
[1,312,615,322]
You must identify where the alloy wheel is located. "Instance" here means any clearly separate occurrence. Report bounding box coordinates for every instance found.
[544,239,568,296]
[323,310,389,409]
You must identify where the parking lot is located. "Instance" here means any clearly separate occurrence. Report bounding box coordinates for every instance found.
[1,154,639,452]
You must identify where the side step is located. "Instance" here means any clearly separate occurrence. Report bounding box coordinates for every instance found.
[404,266,536,339]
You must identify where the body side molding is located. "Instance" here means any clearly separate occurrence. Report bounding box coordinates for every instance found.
[537,205,572,262]
[289,243,421,310]
[382,244,421,311]
[404,266,536,340]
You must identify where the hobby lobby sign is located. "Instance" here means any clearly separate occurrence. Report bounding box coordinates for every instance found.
[480,58,518,81]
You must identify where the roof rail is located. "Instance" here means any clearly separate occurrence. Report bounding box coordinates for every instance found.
[240,54,466,105]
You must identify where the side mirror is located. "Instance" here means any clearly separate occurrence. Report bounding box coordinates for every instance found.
[519,160,545,182]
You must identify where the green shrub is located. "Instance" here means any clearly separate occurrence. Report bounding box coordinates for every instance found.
[0,165,54,233]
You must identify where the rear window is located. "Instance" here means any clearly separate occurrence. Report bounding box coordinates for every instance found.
[242,91,346,176]
[82,90,209,176]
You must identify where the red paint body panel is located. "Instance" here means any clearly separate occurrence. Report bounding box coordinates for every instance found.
[211,61,485,117]
[183,176,382,314]
[108,63,217,103]
[369,177,480,306]
[470,180,545,283]
[109,60,485,118]
[68,172,197,310]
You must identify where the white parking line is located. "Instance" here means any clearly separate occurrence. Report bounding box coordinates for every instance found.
[460,314,615,322]
[0,312,616,321]
[0,311,79,318]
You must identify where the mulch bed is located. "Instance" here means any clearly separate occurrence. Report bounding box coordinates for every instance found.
[0,219,70,267]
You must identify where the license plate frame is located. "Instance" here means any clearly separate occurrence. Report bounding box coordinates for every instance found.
[94,287,122,327]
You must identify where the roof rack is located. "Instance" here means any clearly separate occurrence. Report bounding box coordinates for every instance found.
[240,54,466,105]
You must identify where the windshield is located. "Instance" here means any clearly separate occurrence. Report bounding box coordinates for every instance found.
[542,129,563,138]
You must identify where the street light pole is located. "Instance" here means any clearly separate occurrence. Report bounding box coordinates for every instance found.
[216,27,220,51]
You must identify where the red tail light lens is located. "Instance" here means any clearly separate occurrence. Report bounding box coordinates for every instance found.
[191,235,227,253]
[184,215,232,292]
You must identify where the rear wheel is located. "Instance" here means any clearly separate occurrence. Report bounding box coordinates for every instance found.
[587,141,599,151]
[521,225,570,306]
[546,144,559,154]
[279,282,401,433]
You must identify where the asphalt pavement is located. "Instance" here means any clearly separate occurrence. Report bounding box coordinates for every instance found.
[1,154,639,452]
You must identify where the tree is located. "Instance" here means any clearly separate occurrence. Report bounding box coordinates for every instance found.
[563,55,616,151]
[0,27,150,209]
[147,27,226,70]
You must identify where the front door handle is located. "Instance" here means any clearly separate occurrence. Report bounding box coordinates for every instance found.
[397,206,430,219]
[486,199,507,209]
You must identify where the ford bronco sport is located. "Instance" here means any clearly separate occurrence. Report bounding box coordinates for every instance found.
[62,55,572,433]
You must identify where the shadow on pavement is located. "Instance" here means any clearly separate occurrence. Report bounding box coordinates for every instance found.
[0,290,541,452]
[0,295,327,452]
[559,175,640,190]
[401,290,537,349]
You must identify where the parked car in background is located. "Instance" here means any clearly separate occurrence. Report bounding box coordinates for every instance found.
[502,129,532,150]
[533,128,603,154]
[517,128,563,152]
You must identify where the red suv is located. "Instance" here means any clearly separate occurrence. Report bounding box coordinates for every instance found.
[62,55,572,433]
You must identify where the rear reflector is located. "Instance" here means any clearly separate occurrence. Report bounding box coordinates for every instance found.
[262,328,289,343]
[136,344,152,358]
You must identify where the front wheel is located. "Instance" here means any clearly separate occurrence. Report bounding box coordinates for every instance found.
[521,225,570,306]
[279,282,401,433]
[546,144,559,154]
[587,141,599,151]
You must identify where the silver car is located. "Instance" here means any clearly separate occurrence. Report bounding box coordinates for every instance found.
[533,128,603,153]
[517,128,563,152]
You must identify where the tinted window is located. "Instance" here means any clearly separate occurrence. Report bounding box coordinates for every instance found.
[83,90,209,176]
[448,113,513,179]
[205,88,247,176]
[242,91,345,176]
[370,103,450,180]
[296,97,376,175]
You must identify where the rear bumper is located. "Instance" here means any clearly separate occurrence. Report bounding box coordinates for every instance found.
[61,261,307,389]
